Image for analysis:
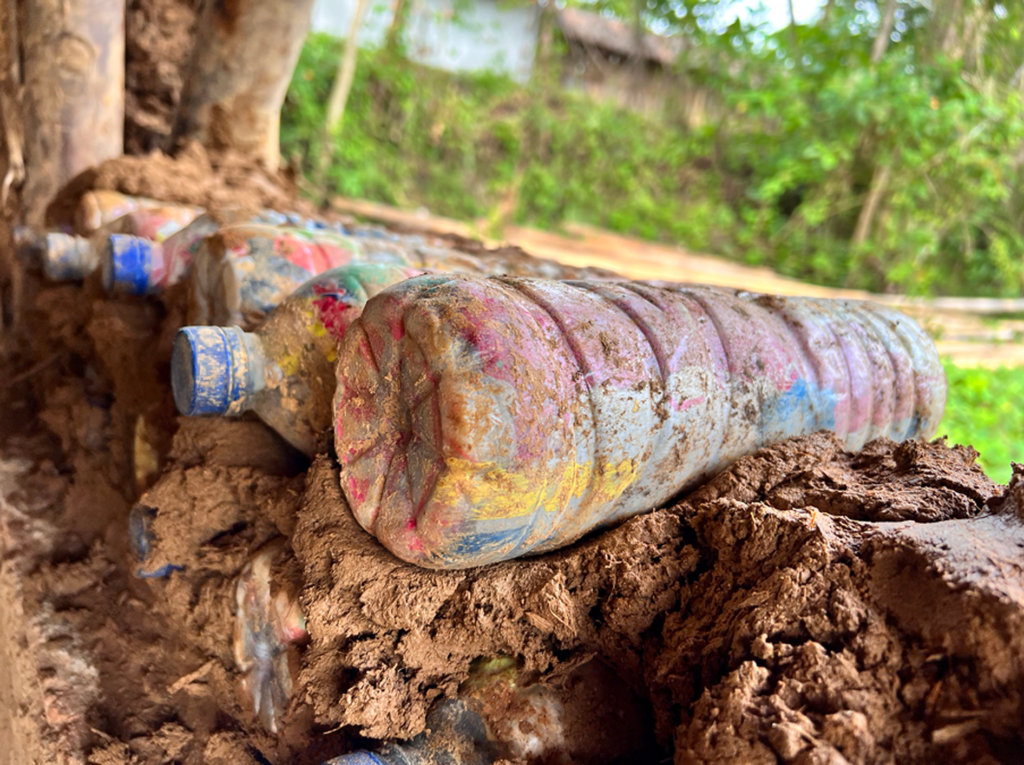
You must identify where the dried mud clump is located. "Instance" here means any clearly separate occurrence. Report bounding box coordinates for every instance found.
[125,0,198,154]
[295,434,1024,764]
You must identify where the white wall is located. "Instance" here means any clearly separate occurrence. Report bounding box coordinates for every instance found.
[311,0,540,83]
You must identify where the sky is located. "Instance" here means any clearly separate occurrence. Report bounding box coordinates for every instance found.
[740,0,826,29]
[703,0,827,31]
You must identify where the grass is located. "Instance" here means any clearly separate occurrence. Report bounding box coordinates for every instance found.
[937,360,1024,485]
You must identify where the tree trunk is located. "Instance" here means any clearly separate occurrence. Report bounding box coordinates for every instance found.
[870,0,898,64]
[171,0,317,172]
[939,0,964,61]
[385,0,410,56]
[314,0,371,195]
[852,160,892,247]
[820,0,836,27]
[1,0,23,214]
[9,0,125,226]
[962,1,989,77]
[324,0,372,139]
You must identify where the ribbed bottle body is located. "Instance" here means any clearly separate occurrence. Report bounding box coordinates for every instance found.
[334,275,946,569]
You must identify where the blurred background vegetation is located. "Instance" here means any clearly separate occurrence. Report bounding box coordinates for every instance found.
[283,0,1024,481]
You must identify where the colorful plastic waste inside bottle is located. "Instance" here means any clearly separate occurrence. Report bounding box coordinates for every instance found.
[102,210,304,295]
[186,224,404,327]
[319,657,653,764]
[172,263,424,455]
[333,275,947,570]
[74,190,167,235]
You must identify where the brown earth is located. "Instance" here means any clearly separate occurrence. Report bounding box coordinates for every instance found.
[124,0,198,155]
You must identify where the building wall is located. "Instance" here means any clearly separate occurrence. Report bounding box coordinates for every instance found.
[311,0,540,83]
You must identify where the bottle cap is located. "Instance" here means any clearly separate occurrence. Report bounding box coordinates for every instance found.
[12,225,40,253]
[172,326,253,416]
[104,234,155,294]
[319,753,391,765]
[41,233,97,281]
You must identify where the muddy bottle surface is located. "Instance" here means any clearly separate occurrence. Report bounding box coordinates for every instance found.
[172,263,424,455]
[185,224,413,328]
[334,275,947,569]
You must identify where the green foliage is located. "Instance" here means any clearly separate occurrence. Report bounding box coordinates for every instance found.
[282,34,731,250]
[282,13,1024,297]
[706,36,1024,297]
[938,360,1024,484]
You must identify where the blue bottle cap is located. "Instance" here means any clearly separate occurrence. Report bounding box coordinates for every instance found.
[104,234,154,294]
[172,326,253,417]
[319,752,391,765]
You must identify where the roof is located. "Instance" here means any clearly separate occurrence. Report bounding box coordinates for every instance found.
[555,6,684,67]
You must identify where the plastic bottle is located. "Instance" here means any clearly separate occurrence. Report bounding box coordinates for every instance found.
[233,540,307,735]
[13,227,97,282]
[74,190,167,234]
[320,657,653,765]
[24,205,206,282]
[172,263,424,455]
[333,275,947,569]
[103,210,335,296]
[185,224,413,327]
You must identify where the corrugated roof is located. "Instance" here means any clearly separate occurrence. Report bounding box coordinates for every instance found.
[555,7,684,66]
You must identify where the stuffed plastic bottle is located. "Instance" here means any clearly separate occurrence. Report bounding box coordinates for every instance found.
[333,275,947,569]
[233,540,307,735]
[103,211,347,296]
[172,263,423,455]
[186,224,415,327]
[16,204,205,282]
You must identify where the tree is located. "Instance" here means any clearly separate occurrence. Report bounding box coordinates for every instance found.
[870,0,898,63]
[315,0,373,196]
[385,0,411,56]
[1,0,125,226]
[170,0,318,171]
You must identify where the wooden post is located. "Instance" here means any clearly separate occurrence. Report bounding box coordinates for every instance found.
[14,0,126,225]
[171,0,317,172]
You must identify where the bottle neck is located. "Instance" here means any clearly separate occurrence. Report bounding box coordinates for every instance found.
[42,233,98,281]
